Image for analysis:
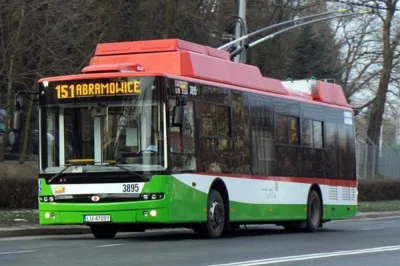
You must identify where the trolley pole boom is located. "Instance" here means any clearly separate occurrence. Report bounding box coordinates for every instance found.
[229,10,370,59]
[218,8,348,51]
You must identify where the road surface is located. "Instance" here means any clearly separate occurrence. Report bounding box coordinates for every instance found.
[1,216,400,266]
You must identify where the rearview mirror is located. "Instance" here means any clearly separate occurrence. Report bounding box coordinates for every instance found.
[12,110,22,131]
[15,96,23,110]
[172,106,184,127]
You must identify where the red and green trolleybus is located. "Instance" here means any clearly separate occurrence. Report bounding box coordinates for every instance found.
[20,39,357,239]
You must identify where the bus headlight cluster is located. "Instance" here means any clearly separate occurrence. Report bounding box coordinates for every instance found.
[141,193,164,200]
[142,210,157,217]
[39,196,55,202]
[44,212,56,219]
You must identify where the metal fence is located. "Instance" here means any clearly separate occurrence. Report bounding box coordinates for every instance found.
[356,138,400,180]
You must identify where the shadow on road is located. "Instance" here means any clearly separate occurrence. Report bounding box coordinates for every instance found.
[49,226,340,242]
[118,226,339,242]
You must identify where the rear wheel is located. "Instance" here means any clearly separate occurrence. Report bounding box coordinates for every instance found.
[305,190,322,232]
[198,189,225,238]
[90,225,117,239]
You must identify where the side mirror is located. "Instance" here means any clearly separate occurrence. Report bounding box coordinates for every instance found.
[90,104,108,117]
[172,105,184,127]
[15,96,23,110]
[12,110,22,131]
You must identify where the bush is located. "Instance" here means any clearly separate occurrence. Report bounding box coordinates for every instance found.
[358,180,400,202]
[0,175,38,208]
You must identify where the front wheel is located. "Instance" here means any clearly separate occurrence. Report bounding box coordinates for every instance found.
[305,190,322,232]
[198,189,226,239]
[90,225,117,239]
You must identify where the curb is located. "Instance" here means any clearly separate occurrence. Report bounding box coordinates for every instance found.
[351,211,400,220]
[0,226,91,238]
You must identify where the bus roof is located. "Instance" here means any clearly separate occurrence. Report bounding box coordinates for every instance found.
[40,38,349,108]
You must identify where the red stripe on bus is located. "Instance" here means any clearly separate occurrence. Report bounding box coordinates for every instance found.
[196,172,357,187]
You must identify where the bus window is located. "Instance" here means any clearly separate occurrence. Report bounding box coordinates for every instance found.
[325,123,338,178]
[288,117,299,145]
[302,119,313,147]
[313,121,323,148]
[201,103,217,137]
[232,91,251,174]
[169,99,196,173]
[199,102,231,173]
[338,124,356,179]
[275,115,288,143]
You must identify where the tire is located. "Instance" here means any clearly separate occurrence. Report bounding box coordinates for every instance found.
[198,189,226,239]
[305,190,322,232]
[90,225,117,239]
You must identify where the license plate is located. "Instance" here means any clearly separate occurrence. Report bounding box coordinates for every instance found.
[84,215,111,223]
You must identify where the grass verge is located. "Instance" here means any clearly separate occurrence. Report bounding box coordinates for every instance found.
[357,201,400,212]
[0,209,38,226]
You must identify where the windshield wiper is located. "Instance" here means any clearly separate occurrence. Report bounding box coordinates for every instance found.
[47,162,150,183]
[106,162,150,182]
[48,164,78,184]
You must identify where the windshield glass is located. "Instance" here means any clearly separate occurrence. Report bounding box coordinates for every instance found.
[39,76,167,173]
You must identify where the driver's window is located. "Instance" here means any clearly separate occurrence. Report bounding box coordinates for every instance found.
[169,99,196,173]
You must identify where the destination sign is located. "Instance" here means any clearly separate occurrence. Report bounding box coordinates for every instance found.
[54,80,140,99]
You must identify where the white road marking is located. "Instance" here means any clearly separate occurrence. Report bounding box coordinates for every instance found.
[0,250,35,256]
[96,243,124,248]
[205,245,400,266]
[358,226,386,231]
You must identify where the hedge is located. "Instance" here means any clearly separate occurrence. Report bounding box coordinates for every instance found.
[0,177,399,209]
[0,176,38,209]
[357,179,400,202]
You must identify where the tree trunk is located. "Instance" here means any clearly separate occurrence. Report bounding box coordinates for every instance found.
[366,2,395,178]
[164,0,178,38]
[0,0,25,162]
[0,55,14,162]
[19,97,34,163]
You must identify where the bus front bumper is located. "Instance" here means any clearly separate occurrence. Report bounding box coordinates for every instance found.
[39,201,170,225]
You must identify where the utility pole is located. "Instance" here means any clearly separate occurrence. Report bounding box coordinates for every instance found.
[234,0,246,63]
[395,111,400,144]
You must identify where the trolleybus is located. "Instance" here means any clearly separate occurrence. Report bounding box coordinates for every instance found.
[14,39,357,239]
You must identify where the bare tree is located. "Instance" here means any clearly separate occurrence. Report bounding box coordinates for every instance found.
[0,0,28,161]
[365,0,400,148]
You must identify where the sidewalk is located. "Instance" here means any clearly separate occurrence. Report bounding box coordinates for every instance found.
[0,225,90,238]
[1,211,400,238]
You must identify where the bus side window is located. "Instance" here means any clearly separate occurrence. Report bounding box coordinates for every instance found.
[169,99,196,173]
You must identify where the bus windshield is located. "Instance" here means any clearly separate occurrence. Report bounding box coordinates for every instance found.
[39,76,167,174]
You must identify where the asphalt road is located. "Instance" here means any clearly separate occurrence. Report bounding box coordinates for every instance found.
[1,216,400,266]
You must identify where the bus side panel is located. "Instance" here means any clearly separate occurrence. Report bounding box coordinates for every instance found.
[168,175,212,223]
[224,177,309,222]
[320,185,358,220]
[171,174,357,223]
[171,174,310,222]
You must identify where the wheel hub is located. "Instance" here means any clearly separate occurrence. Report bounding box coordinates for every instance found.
[310,198,320,225]
[209,200,224,229]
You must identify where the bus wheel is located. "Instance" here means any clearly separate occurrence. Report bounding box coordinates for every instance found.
[199,189,225,238]
[90,225,117,239]
[306,189,322,232]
